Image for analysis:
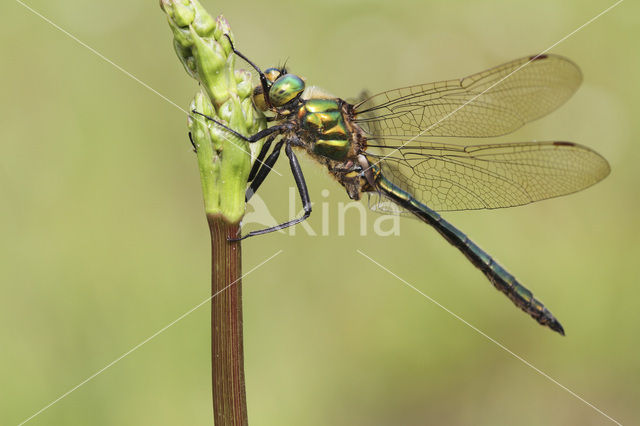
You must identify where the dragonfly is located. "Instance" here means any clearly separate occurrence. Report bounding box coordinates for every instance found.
[194,36,610,335]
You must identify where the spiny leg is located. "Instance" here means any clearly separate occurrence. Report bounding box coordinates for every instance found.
[223,34,273,110]
[285,143,312,227]
[248,134,276,182]
[246,139,285,202]
[188,132,197,153]
[231,142,312,241]
[191,110,287,143]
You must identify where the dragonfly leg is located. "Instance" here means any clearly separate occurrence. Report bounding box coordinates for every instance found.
[231,142,312,241]
[246,138,285,202]
[223,34,274,110]
[191,110,287,143]
[188,132,197,153]
[248,134,276,182]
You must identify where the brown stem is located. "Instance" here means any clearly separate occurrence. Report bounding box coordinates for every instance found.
[208,214,248,426]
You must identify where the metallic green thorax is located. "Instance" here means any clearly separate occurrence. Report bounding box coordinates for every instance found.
[298,99,351,161]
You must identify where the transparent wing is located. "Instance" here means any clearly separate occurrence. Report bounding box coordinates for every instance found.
[366,190,414,215]
[366,140,610,212]
[354,54,582,138]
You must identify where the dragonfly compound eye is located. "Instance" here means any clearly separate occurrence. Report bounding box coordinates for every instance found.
[269,74,305,107]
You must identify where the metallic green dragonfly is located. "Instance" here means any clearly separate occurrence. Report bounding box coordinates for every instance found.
[194,38,610,335]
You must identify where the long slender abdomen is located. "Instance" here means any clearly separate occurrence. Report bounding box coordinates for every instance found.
[376,174,565,335]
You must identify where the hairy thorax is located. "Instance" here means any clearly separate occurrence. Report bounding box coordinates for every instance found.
[288,96,369,200]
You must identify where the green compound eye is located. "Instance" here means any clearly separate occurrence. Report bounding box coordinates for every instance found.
[269,74,305,107]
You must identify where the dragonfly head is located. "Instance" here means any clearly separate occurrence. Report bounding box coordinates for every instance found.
[253,67,285,111]
[268,73,306,108]
[253,67,305,111]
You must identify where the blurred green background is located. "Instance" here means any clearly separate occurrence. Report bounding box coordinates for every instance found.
[2,0,638,425]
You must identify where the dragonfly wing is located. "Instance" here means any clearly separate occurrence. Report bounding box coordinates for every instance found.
[366,140,610,212]
[354,54,581,138]
[366,190,414,215]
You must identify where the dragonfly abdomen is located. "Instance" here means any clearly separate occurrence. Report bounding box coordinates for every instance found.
[375,173,565,335]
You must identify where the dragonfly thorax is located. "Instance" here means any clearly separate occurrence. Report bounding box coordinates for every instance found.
[297,98,352,161]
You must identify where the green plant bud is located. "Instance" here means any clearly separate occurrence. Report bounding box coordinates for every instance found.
[190,0,216,36]
[172,2,195,27]
[173,40,197,78]
[162,0,266,221]
[235,69,253,99]
[189,91,221,213]
[190,27,230,105]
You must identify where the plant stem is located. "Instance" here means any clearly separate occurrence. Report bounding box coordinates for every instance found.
[208,215,247,426]
[160,1,266,424]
